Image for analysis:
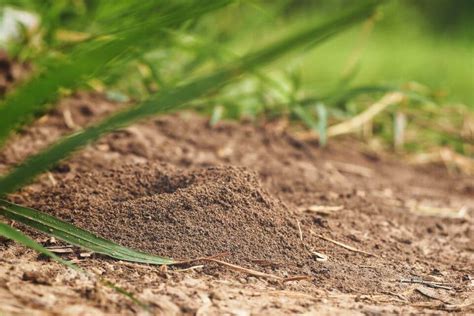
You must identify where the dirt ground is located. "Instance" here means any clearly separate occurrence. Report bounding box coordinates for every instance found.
[0,91,473,315]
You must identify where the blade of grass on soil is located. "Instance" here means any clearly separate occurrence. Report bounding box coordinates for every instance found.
[0,0,379,195]
[0,221,149,308]
[0,199,175,265]
[293,105,319,134]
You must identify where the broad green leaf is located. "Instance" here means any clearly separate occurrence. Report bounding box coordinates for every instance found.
[0,1,379,195]
[0,199,175,265]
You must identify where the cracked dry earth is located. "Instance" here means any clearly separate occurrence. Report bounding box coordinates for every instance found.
[0,92,473,315]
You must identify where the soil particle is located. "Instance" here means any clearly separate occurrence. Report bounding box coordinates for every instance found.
[22,271,52,285]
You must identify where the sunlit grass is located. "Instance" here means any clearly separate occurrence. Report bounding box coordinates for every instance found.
[299,29,474,106]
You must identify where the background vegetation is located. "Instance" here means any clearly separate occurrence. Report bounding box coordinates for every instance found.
[1,0,472,157]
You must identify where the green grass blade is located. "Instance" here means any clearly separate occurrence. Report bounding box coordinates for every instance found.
[210,105,225,126]
[0,0,232,146]
[324,84,397,105]
[0,199,175,264]
[0,221,78,270]
[293,105,319,132]
[0,0,378,195]
[0,220,150,309]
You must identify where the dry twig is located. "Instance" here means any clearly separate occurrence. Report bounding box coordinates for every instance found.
[45,246,74,254]
[175,254,310,282]
[410,148,474,175]
[297,220,303,241]
[205,258,311,282]
[327,92,405,137]
[329,161,374,178]
[310,230,377,257]
[299,205,344,215]
[399,278,453,290]
[173,265,204,273]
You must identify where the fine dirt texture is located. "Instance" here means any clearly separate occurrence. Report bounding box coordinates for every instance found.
[27,164,310,270]
[1,92,473,315]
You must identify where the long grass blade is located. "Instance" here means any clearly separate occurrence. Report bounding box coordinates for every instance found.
[0,1,378,195]
[0,199,175,264]
[0,0,232,146]
[0,221,77,270]
[293,105,318,133]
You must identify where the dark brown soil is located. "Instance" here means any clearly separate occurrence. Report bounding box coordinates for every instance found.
[27,163,310,270]
[0,51,30,96]
[1,91,473,315]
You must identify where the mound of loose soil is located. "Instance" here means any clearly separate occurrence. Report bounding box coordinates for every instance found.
[28,163,308,269]
[2,92,473,314]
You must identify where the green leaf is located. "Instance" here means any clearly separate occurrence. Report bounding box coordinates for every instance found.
[0,0,379,195]
[293,105,318,132]
[0,199,175,265]
[0,221,78,270]
[324,84,397,105]
[0,0,233,146]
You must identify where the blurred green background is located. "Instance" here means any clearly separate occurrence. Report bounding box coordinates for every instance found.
[0,0,472,157]
[213,0,474,106]
[2,0,473,105]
